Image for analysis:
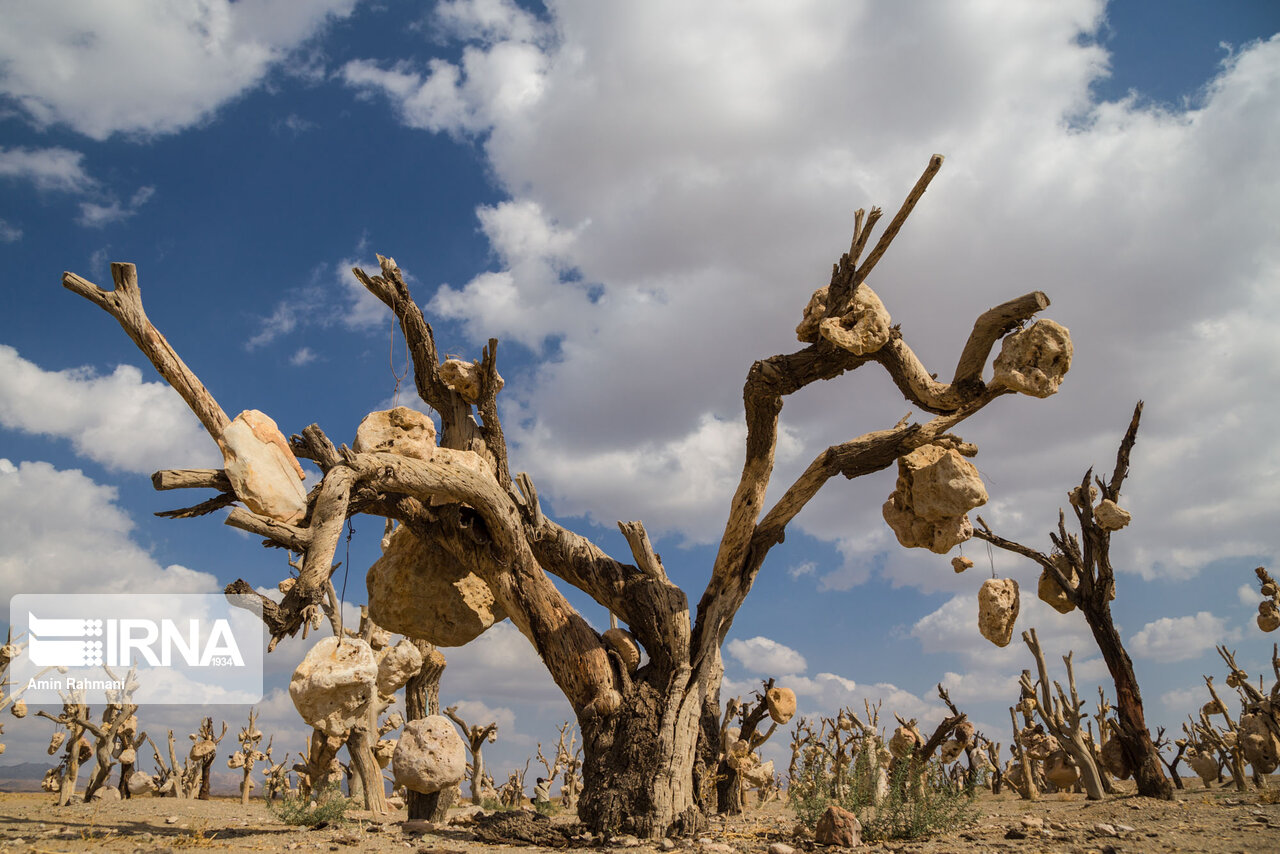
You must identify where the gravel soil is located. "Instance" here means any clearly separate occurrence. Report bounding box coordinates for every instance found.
[1,781,1278,853]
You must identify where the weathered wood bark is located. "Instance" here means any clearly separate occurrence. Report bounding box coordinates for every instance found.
[65,157,1068,835]
[975,402,1173,800]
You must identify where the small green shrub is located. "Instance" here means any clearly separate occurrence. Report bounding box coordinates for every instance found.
[480,796,502,811]
[788,743,977,842]
[533,799,560,816]
[266,783,352,827]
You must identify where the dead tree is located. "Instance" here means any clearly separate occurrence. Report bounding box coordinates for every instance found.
[974,402,1173,800]
[228,708,267,804]
[1214,645,1280,785]
[1154,728,1187,790]
[63,156,1072,836]
[445,704,499,805]
[0,633,42,762]
[1020,628,1104,799]
[192,717,228,800]
[717,680,794,814]
[1005,706,1038,801]
[36,688,90,806]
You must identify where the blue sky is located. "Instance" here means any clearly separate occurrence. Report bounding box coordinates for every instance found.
[2,0,1279,789]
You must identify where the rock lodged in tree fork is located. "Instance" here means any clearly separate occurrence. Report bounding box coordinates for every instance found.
[63,155,1070,838]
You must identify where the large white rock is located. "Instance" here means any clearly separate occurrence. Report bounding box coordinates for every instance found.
[991,319,1072,398]
[818,284,892,356]
[766,687,797,725]
[220,409,307,523]
[438,359,503,405]
[1037,555,1077,615]
[1094,499,1131,532]
[978,578,1020,647]
[367,525,505,646]
[127,771,156,795]
[795,285,830,343]
[392,716,466,795]
[353,407,437,461]
[376,639,424,696]
[882,444,986,554]
[289,637,377,738]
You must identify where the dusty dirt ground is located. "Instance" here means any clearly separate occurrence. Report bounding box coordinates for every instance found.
[1,782,1278,853]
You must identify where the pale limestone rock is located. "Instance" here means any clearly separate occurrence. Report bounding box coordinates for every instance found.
[795,286,829,343]
[220,409,307,524]
[978,578,1020,647]
[1045,750,1079,789]
[954,721,975,746]
[1100,738,1132,780]
[438,359,502,405]
[374,738,397,769]
[1239,713,1280,774]
[1187,749,1218,786]
[908,446,988,519]
[366,525,505,647]
[9,699,25,718]
[119,746,136,764]
[818,284,891,356]
[588,688,623,718]
[889,724,922,760]
[991,319,1072,398]
[353,407,437,461]
[725,738,751,770]
[1037,555,1077,615]
[1069,483,1098,510]
[392,716,466,795]
[47,731,65,755]
[91,785,121,801]
[127,771,156,795]
[377,639,424,696]
[189,739,216,761]
[952,556,973,573]
[940,739,964,763]
[277,577,296,595]
[766,687,797,725]
[882,445,985,554]
[1019,726,1057,761]
[1201,699,1226,717]
[228,751,245,769]
[815,804,861,847]
[1094,499,1131,532]
[741,757,774,789]
[1258,600,1280,633]
[289,637,377,738]
[601,628,641,673]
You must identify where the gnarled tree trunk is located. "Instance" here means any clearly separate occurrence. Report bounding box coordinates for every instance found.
[64,156,1068,835]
